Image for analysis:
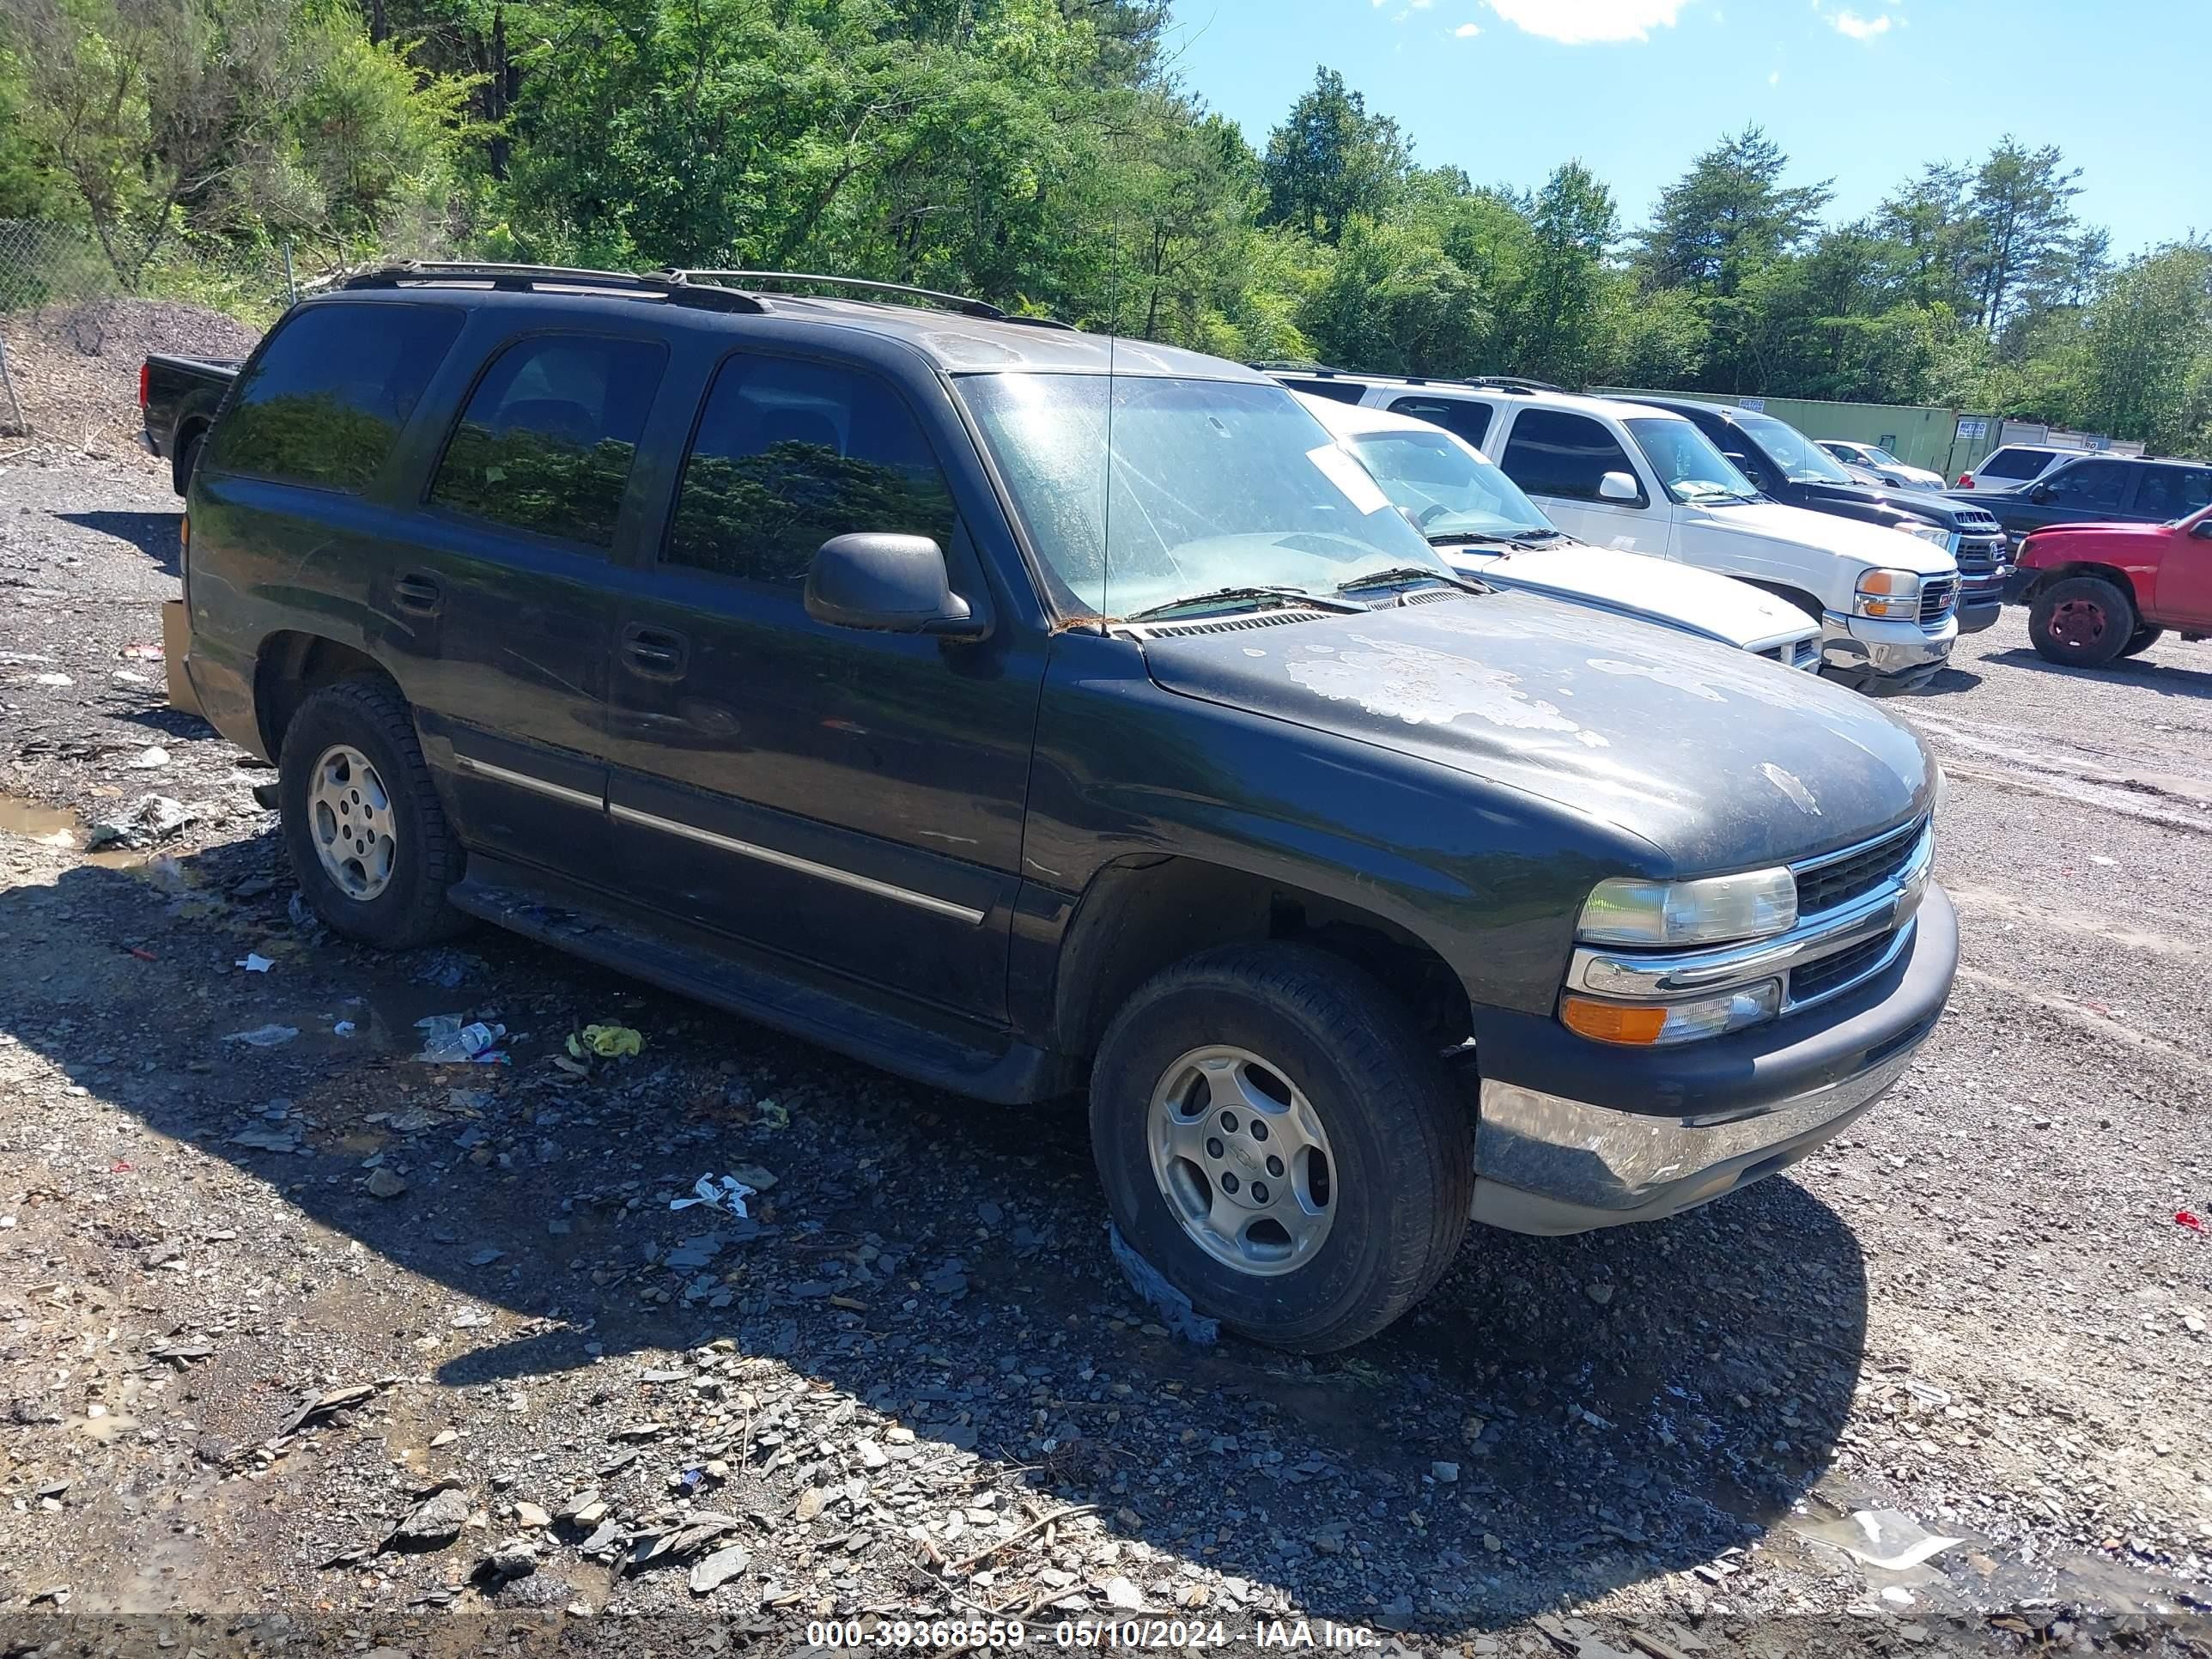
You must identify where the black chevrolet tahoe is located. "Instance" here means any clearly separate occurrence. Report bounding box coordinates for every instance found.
[1614,395,2011,633]
[177,263,1959,1351]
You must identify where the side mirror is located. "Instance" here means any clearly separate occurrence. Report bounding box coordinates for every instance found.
[2192,518,2212,539]
[805,533,986,638]
[2027,483,2051,503]
[1597,471,1641,503]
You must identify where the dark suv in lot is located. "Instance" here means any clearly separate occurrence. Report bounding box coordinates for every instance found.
[1960,453,2212,538]
[179,263,1957,1350]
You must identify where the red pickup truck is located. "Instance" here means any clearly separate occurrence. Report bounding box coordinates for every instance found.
[2005,503,2212,666]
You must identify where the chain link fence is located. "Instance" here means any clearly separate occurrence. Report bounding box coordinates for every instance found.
[0,218,299,439]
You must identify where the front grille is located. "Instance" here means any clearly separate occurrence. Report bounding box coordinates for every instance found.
[1759,637,1823,671]
[1954,533,2008,576]
[1789,930,1896,1005]
[1794,818,1923,915]
[1919,578,1957,623]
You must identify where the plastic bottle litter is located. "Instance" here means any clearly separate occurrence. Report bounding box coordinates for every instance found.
[413,1015,508,1064]
[235,953,275,974]
[568,1024,643,1059]
[1107,1222,1218,1346]
[671,1175,757,1218]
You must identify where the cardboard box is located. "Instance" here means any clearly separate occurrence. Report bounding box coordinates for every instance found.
[161,599,201,716]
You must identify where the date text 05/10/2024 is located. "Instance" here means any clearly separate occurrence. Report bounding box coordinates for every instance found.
[804,1619,1384,1650]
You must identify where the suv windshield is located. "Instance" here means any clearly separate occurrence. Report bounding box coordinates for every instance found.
[1341,428,1558,544]
[1740,414,1857,484]
[1624,417,1758,504]
[958,374,1448,617]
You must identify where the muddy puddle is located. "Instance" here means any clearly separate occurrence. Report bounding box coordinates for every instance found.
[0,792,170,872]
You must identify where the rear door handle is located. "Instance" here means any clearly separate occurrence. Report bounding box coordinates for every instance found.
[621,623,689,680]
[393,573,442,615]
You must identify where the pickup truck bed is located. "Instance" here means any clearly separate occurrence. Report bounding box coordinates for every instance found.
[140,353,240,495]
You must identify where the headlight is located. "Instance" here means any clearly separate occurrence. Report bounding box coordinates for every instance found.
[1561,981,1783,1046]
[1853,568,1923,620]
[1897,521,1954,551]
[1577,867,1797,947]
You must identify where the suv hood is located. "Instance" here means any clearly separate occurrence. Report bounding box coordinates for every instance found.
[1443,542,1813,649]
[1696,499,1958,575]
[1138,591,1935,874]
[1789,478,1989,532]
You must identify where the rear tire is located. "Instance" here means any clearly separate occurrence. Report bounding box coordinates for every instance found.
[1088,943,1472,1352]
[2118,625,2164,659]
[2028,576,2134,667]
[174,428,204,496]
[279,677,467,949]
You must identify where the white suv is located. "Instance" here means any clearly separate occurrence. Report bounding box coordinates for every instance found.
[1271,373,1960,691]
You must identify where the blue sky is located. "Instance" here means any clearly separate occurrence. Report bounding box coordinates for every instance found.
[1161,0,2210,260]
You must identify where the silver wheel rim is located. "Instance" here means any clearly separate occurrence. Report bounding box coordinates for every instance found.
[1146,1045,1335,1278]
[307,744,397,902]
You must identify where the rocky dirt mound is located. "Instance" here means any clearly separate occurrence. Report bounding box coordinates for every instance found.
[0,298,260,449]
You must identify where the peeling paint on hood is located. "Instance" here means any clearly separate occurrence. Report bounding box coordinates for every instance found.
[1138,591,1935,875]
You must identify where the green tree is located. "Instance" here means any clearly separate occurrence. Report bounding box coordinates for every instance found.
[1503,161,1615,385]
[1966,136,2081,338]
[1258,66,1408,245]
[2070,244,2212,452]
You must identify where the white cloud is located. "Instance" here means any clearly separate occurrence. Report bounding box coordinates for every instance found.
[1767,67,1780,82]
[1411,0,1435,9]
[1455,19,1481,33]
[1829,7,1891,38]
[1484,0,1692,45]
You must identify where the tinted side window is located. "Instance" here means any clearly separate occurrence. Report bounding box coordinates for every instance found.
[428,335,668,549]
[1388,397,1492,449]
[1280,378,1370,405]
[1499,410,1636,501]
[1983,447,2049,479]
[2044,459,2128,509]
[665,356,956,586]
[206,302,464,491]
[2136,466,2212,519]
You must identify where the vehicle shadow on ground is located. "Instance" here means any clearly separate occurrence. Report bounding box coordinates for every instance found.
[53,509,184,575]
[0,836,1869,1631]
[1985,647,2212,702]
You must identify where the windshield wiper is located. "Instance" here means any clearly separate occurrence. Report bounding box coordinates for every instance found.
[1123,585,1357,623]
[1335,564,1481,593]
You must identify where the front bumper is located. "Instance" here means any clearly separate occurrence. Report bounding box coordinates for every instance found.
[1468,883,1956,1235]
[1819,611,1956,691]
[2002,567,2039,605]
[1955,594,2002,634]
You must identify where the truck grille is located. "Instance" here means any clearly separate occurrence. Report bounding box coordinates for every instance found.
[1954,533,2008,576]
[1794,818,1924,915]
[1919,578,1957,623]
[1787,930,1897,1006]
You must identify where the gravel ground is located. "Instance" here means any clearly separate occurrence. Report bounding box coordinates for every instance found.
[2,423,2210,1658]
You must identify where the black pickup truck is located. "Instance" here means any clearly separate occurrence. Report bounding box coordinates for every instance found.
[175,263,1957,1351]
[140,352,240,494]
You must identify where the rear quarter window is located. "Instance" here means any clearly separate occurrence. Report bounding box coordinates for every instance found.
[1982,447,2052,480]
[205,302,465,491]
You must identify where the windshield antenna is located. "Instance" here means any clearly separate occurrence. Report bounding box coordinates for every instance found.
[1101,210,1120,621]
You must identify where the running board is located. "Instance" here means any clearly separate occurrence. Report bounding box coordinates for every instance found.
[446,863,1074,1106]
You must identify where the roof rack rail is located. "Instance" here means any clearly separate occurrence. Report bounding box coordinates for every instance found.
[339,261,769,314]
[668,269,1018,320]
[1248,358,1328,374]
[1461,374,1565,394]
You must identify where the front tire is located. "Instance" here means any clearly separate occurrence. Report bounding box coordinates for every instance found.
[279,678,467,949]
[2028,576,2135,667]
[1089,944,1472,1352]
